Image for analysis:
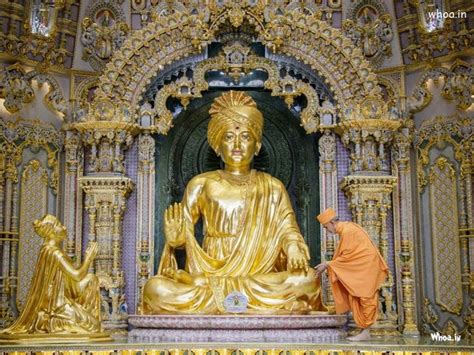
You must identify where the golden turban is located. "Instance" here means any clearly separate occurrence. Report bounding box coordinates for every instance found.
[208,91,263,153]
[316,208,337,224]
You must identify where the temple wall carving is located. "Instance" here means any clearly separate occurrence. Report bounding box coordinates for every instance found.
[414,115,472,337]
[0,119,63,328]
[0,0,472,339]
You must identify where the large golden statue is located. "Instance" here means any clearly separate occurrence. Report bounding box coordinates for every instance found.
[143,91,324,314]
[0,215,108,343]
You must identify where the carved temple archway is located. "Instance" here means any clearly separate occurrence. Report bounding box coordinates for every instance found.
[93,4,382,122]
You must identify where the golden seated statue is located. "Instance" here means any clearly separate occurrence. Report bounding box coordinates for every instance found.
[0,215,109,343]
[143,91,325,315]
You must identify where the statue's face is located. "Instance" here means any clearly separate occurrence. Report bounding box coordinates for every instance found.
[218,122,260,168]
[55,222,68,241]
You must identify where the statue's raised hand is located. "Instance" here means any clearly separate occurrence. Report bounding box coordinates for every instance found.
[85,241,98,260]
[164,202,185,247]
[83,241,98,269]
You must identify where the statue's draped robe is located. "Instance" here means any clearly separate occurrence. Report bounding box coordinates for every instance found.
[2,245,101,334]
[327,222,388,328]
[145,170,323,314]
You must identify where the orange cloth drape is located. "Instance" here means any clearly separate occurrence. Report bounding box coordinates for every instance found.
[327,222,388,328]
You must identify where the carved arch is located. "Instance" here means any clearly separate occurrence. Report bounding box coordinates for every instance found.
[93,6,381,124]
[147,48,328,135]
[25,70,68,115]
[407,65,473,113]
[0,64,67,116]
[75,76,100,109]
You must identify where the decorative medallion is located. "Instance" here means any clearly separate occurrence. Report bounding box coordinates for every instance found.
[343,0,393,67]
[224,291,249,313]
[81,1,129,71]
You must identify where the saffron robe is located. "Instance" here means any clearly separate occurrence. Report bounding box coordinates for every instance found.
[327,221,388,328]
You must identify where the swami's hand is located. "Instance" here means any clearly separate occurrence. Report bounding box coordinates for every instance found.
[287,242,309,273]
[313,262,328,277]
[164,202,185,247]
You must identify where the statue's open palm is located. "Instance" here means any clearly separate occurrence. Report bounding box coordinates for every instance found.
[164,202,185,246]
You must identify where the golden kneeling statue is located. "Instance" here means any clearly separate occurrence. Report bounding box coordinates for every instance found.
[143,91,325,314]
[0,215,109,343]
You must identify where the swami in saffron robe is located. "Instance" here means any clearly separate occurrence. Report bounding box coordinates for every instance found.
[327,221,388,328]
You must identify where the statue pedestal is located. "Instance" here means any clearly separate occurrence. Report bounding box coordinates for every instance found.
[128,314,346,342]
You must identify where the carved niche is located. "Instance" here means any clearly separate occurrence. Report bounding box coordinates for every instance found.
[81,1,129,71]
[343,0,394,68]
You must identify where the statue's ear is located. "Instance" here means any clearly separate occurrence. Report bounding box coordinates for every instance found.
[255,142,262,156]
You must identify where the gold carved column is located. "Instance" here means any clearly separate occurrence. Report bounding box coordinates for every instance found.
[460,138,474,336]
[63,131,84,261]
[79,176,133,331]
[136,133,155,313]
[74,101,139,333]
[338,97,401,335]
[0,145,20,327]
[318,130,338,309]
[392,125,419,336]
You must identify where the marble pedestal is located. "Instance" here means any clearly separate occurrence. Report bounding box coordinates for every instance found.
[128,314,347,342]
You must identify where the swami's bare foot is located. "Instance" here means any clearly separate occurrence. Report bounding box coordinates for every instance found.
[346,328,371,341]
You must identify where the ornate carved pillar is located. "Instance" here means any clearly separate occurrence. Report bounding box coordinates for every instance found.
[318,130,337,309]
[341,175,398,333]
[0,146,20,327]
[74,101,140,333]
[392,125,419,336]
[459,136,474,336]
[63,131,84,261]
[136,133,155,313]
[80,176,133,330]
[0,151,7,326]
[338,98,401,335]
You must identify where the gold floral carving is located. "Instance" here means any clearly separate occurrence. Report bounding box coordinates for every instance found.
[428,156,463,315]
[343,1,394,68]
[149,45,324,134]
[0,63,68,115]
[80,1,130,71]
[0,0,83,68]
[338,96,401,175]
[74,76,100,111]
[415,115,471,191]
[402,20,472,63]
[17,160,48,311]
[407,64,473,113]
[92,2,380,122]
